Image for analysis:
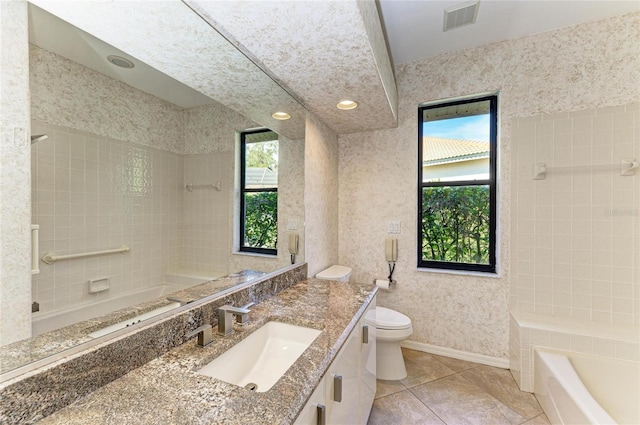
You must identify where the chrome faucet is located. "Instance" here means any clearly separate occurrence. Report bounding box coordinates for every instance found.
[235,302,255,324]
[186,324,213,347]
[217,303,252,336]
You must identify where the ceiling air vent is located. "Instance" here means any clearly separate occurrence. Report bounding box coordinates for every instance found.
[443,0,480,32]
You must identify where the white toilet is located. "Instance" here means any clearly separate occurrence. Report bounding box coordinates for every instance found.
[315,265,413,381]
[364,306,412,380]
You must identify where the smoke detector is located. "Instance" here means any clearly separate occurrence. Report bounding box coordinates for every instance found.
[443,0,480,32]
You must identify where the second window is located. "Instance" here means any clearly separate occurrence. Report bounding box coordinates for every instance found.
[240,129,279,255]
[418,95,497,273]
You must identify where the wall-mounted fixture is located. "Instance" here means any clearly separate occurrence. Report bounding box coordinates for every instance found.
[185,181,222,192]
[107,55,134,69]
[385,236,397,281]
[533,159,638,180]
[271,111,291,120]
[31,224,40,274]
[88,277,110,294]
[41,245,130,264]
[288,232,299,264]
[337,100,358,110]
[30,134,48,144]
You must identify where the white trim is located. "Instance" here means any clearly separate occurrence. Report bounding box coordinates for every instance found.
[232,251,277,259]
[401,340,509,369]
[415,266,500,278]
[418,90,500,108]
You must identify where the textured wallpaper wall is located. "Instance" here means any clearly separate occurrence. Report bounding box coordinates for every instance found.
[30,45,185,154]
[183,103,256,155]
[304,113,339,278]
[338,12,640,359]
[0,1,32,345]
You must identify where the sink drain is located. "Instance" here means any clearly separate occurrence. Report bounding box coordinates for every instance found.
[245,383,258,391]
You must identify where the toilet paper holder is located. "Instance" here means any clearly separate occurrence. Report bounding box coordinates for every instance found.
[374,279,396,290]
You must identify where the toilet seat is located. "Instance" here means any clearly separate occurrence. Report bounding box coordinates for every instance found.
[365,306,411,330]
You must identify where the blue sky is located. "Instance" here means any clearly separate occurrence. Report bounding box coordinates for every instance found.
[423,114,490,142]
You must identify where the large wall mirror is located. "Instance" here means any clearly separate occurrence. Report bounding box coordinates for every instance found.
[1,1,307,376]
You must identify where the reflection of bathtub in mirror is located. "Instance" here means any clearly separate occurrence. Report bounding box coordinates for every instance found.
[1,270,264,374]
[32,272,218,337]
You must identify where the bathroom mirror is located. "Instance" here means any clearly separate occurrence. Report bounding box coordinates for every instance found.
[0,1,306,376]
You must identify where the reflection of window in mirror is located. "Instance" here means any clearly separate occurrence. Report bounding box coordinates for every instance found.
[239,129,279,255]
[418,94,498,273]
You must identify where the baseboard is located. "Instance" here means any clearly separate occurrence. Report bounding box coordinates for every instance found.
[401,340,509,369]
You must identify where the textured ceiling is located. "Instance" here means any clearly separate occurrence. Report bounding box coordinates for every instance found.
[27,1,635,139]
[186,0,398,135]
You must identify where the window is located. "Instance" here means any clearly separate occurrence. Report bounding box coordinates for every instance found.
[417,95,497,273]
[240,129,278,254]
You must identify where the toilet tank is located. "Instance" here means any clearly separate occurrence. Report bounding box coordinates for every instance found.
[315,265,352,282]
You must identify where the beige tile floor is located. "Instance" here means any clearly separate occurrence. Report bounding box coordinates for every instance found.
[367,348,551,425]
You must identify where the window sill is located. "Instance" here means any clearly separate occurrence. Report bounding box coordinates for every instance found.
[233,251,277,259]
[416,267,501,278]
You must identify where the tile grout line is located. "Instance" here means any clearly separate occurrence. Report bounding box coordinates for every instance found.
[403,368,474,425]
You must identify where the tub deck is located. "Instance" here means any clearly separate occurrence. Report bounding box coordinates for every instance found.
[534,348,640,425]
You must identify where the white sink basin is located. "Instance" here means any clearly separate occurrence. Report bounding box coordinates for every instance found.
[197,321,321,392]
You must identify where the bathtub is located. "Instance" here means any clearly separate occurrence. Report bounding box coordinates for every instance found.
[534,348,640,425]
[31,283,188,337]
[32,272,224,337]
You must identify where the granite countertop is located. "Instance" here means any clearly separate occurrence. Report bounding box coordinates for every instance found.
[38,278,377,425]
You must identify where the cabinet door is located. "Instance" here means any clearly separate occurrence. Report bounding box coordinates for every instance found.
[295,295,378,425]
[325,319,360,425]
[293,378,326,425]
[359,298,376,424]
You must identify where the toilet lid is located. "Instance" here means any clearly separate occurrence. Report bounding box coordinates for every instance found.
[315,265,352,280]
[365,306,411,330]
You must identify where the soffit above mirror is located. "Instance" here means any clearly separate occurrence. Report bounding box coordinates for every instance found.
[29,0,307,140]
[187,0,399,135]
[28,5,213,110]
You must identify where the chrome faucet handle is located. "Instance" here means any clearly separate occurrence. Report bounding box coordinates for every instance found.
[235,302,255,324]
[217,305,251,336]
[186,324,213,347]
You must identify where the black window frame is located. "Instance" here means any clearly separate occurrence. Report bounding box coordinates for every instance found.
[239,128,278,255]
[417,94,498,273]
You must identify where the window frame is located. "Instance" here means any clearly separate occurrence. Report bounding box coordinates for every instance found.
[239,128,278,256]
[417,94,498,273]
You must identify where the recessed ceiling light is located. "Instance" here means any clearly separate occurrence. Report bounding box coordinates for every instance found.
[337,100,358,110]
[272,111,291,120]
[107,55,135,69]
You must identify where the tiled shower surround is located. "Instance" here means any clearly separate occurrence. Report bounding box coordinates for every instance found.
[31,121,184,313]
[511,104,639,326]
[510,103,640,390]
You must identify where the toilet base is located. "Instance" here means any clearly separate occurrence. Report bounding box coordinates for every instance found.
[376,340,408,380]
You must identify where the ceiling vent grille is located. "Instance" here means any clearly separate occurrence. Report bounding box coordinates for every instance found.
[443,0,480,32]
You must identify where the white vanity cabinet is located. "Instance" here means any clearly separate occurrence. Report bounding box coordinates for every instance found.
[294,296,376,425]
[359,301,376,422]
[294,378,326,425]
